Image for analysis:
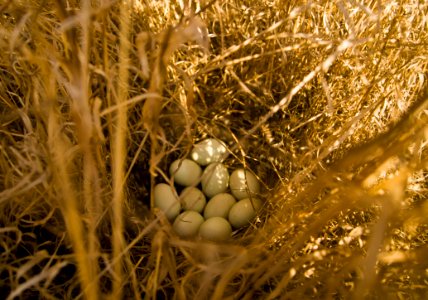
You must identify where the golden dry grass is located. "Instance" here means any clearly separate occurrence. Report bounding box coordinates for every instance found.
[0,0,427,299]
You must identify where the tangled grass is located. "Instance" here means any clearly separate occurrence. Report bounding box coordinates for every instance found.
[0,0,427,299]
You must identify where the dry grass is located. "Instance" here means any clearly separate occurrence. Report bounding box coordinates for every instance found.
[1,0,427,299]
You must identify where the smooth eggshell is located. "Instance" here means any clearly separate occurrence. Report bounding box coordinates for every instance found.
[228,197,262,228]
[204,193,236,219]
[180,187,206,213]
[173,211,204,238]
[201,163,229,198]
[199,217,232,242]
[229,168,260,200]
[169,159,202,186]
[191,138,228,166]
[153,183,181,220]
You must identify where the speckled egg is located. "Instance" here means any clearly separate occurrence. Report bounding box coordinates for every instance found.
[201,163,229,198]
[180,187,206,213]
[191,138,228,166]
[199,217,232,242]
[228,197,262,228]
[203,193,236,219]
[229,168,260,199]
[173,211,204,238]
[153,183,181,220]
[169,158,202,186]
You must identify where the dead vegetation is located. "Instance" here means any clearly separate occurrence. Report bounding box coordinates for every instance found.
[0,0,427,299]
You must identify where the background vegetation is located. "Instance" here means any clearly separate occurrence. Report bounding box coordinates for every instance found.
[0,0,427,299]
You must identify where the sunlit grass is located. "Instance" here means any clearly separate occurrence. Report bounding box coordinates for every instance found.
[0,0,427,299]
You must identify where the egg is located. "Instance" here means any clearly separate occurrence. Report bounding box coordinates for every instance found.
[173,211,205,238]
[180,187,206,213]
[191,138,228,166]
[229,168,260,200]
[169,158,202,186]
[203,193,236,219]
[153,183,181,220]
[228,197,262,228]
[199,217,232,242]
[201,163,229,198]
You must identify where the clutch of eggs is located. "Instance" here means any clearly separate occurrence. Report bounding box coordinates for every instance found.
[153,138,262,242]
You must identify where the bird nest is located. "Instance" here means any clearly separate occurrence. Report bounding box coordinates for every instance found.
[0,0,427,299]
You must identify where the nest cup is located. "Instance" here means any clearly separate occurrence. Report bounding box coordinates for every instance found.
[158,138,264,241]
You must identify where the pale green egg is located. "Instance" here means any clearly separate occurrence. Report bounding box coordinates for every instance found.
[199,217,232,242]
[229,168,260,200]
[153,183,181,220]
[228,197,262,228]
[204,193,236,219]
[173,211,204,238]
[201,163,229,198]
[191,138,228,166]
[180,187,206,213]
[169,158,202,186]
